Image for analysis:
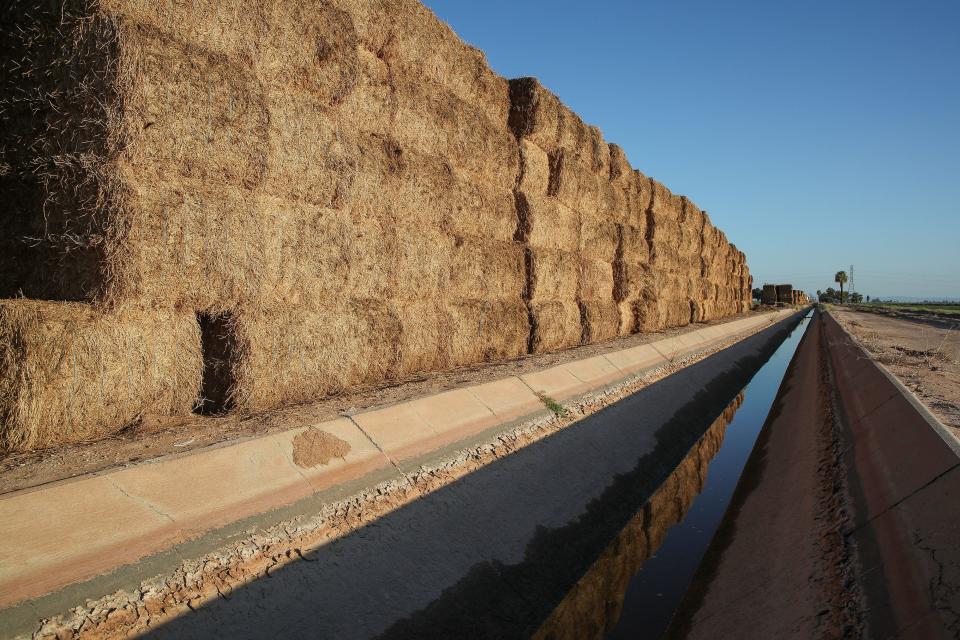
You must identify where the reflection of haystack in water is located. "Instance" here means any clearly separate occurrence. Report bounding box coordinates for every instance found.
[1,0,751,450]
[533,391,744,640]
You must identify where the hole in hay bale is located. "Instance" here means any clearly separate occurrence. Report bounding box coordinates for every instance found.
[195,311,237,415]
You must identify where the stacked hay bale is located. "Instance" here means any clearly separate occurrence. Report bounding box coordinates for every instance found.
[508,77,622,351]
[776,284,794,305]
[640,181,691,330]
[762,284,779,306]
[609,147,653,336]
[732,246,751,314]
[0,300,201,450]
[1,0,752,451]
[1,0,528,425]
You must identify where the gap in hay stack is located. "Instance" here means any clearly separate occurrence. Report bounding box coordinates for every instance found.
[195,311,237,416]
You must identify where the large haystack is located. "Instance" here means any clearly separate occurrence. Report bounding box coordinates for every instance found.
[0,0,752,450]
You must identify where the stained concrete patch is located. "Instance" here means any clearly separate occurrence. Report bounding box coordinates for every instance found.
[292,429,351,468]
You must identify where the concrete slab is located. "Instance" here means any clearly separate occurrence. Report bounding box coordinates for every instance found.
[350,400,429,461]
[603,344,667,377]
[0,476,176,608]
[563,354,626,389]
[677,331,708,349]
[823,310,960,637]
[468,377,546,424]
[649,335,690,360]
[690,327,721,344]
[278,419,392,492]
[353,388,501,466]
[406,389,501,454]
[110,418,389,538]
[520,364,588,401]
[844,395,959,526]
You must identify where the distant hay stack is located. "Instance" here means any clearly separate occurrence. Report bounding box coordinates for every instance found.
[1,0,752,451]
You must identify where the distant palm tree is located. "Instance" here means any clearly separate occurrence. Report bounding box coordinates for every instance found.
[835,271,848,304]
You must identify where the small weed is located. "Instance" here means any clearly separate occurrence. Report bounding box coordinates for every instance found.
[539,394,567,417]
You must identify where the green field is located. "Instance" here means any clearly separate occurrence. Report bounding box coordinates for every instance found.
[863,302,960,316]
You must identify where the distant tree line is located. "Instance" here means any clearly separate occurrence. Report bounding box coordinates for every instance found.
[816,288,864,304]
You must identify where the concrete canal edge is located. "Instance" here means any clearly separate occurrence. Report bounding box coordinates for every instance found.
[822,309,960,638]
[0,309,800,635]
[670,308,960,639]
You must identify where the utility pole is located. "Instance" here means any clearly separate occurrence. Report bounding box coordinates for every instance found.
[850,264,854,301]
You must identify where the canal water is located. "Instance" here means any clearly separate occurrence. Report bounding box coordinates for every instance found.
[600,309,813,638]
[148,311,813,640]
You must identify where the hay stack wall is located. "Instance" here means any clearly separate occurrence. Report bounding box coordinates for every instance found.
[761,284,778,305]
[776,284,794,305]
[507,78,750,345]
[1,0,751,451]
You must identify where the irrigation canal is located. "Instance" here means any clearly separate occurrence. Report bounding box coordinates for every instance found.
[142,310,812,639]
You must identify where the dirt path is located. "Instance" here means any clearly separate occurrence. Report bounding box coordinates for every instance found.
[832,306,960,435]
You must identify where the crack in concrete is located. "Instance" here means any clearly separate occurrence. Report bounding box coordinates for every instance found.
[912,531,960,633]
[273,437,317,494]
[106,476,176,524]
[844,462,960,538]
[342,414,416,490]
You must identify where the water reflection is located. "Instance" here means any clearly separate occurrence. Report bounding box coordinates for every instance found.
[534,392,744,640]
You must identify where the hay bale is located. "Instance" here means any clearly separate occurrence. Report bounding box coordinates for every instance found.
[109,185,413,312]
[529,249,580,301]
[648,179,679,220]
[449,238,525,302]
[608,144,632,183]
[547,151,623,218]
[392,301,452,376]
[634,295,665,333]
[617,301,637,336]
[580,259,614,302]
[580,219,619,263]
[520,194,580,252]
[448,300,528,366]
[615,262,651,307]
[620,224,651,271]
[530,300,582,353]
[580,300,619,344]
[393,226,454,300]
[508,77,610,174]
[336,0,510,124]
[227,301,401,412]
[518,139,550,196]
[0,300,201,452]
[776,284,793,304]
[388,73,517,186]
[618,172,651,229]
[358,139,518,242]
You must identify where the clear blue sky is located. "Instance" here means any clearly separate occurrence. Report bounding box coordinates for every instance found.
[422,0,959,300]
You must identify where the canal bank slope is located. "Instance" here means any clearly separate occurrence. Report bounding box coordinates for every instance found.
[670,308,960,639]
